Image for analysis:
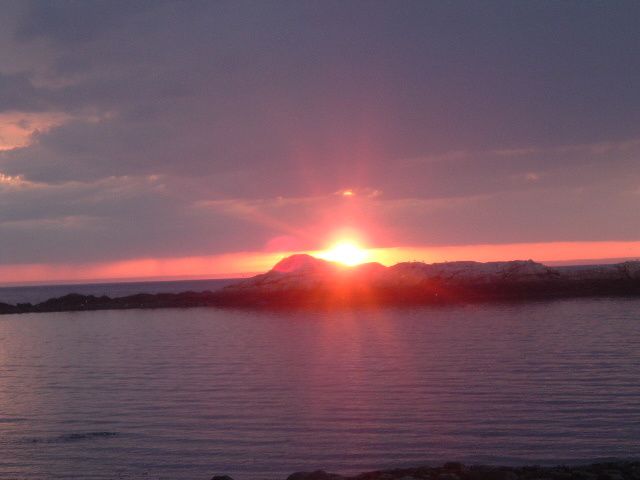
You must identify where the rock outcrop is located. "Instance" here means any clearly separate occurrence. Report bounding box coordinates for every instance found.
[221,256,640,307]
[2,256,640,314]
[210,461,640,480]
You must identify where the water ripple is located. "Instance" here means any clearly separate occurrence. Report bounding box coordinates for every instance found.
[0,298,639,479]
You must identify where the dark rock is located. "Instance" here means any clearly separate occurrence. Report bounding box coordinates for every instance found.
[343,463,640,480]
[597,471,625,480]
[204,462,640,480]
[551,470,572,480]
[210,476,234,480]
[571,471,598,480]
[554,474,573,480]
[0,302,18,314]
[377,475,396,480]
[438,473,460,480]
[443,463,465,473]
[466,468,518,480]
[287,470,345,480]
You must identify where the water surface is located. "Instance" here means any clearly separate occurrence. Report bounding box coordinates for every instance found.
[1,298,639,479]
[0,278,236,305]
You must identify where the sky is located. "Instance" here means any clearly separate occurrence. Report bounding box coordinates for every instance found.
[1,0,640,284]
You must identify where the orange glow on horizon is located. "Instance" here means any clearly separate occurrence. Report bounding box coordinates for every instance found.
[1,240,640,286]
[317,240,370,266]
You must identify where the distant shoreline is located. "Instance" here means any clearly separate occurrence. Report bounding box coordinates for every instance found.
[1,283,639,316]
[217,461,640,480]
[2,256,640,315]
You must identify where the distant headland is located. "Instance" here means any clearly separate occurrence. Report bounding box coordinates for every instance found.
[2,254,640,315]
[212,461,640,480]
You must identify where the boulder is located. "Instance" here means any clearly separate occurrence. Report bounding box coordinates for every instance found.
[287,470,345,480]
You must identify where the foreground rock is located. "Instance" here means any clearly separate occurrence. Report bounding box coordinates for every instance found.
[212,461,640,480]
[2,255,640,314]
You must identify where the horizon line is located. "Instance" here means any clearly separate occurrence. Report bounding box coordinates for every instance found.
[1,252,639,289]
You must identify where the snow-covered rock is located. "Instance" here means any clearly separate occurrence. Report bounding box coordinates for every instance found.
[555,261,640,281]
[222,255,640,303]
[227,254,385,293]
[384,259,557,285]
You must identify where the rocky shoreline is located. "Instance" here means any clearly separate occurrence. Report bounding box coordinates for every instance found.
[212,462,640,480]
[2,255,640,315]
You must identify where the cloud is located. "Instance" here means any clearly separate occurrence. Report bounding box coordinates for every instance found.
[0,1,639,274]
[0,111,70,150]
[14,0,160,44]
[0,71,51,112]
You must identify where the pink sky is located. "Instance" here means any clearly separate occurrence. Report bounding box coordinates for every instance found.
[1,3,640,286]
[2,240,639,286]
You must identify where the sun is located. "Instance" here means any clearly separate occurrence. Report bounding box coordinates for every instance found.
[318,240,369,266]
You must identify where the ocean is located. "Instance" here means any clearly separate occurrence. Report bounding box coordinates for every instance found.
[0,298,639,479]
[0,278,238,306]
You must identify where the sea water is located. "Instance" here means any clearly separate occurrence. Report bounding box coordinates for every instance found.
[1,298,639,479]
[0,278,236,305]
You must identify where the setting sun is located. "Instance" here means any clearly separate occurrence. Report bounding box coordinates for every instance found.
[318,240,370,266]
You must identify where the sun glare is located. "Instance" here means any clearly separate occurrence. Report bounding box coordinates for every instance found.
[319,240,369,266]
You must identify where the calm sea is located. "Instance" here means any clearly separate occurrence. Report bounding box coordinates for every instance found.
[0,278,237,305]
[1,298,639,479]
